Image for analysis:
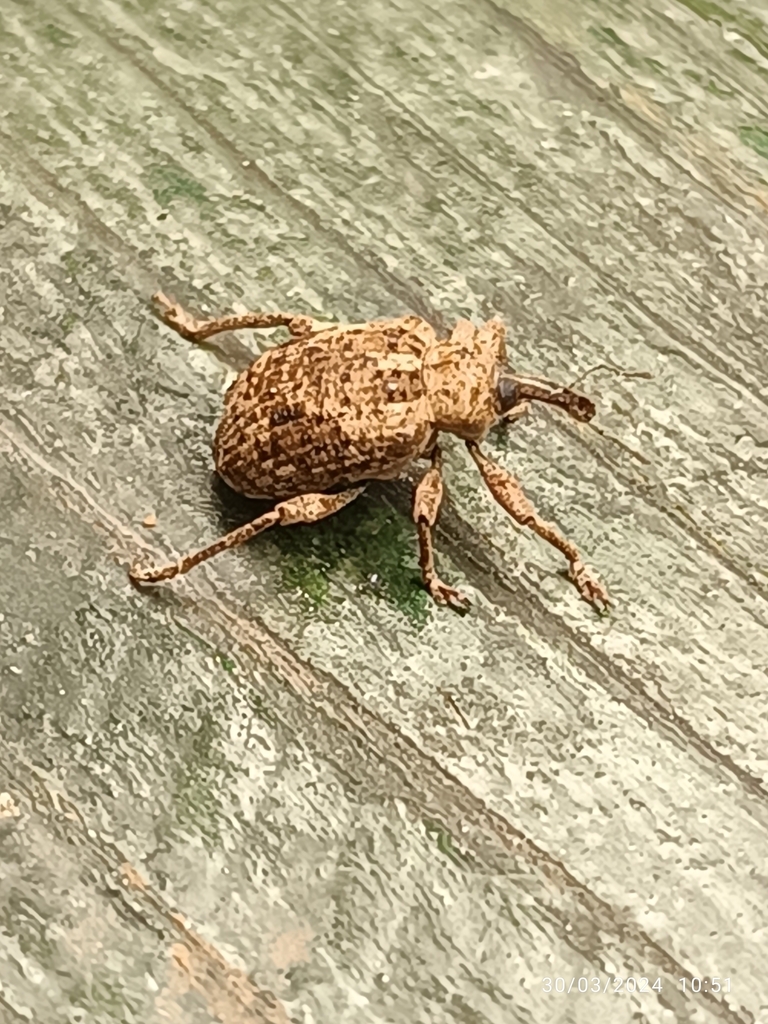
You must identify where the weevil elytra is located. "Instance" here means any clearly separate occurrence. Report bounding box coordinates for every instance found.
[129,293,609,610]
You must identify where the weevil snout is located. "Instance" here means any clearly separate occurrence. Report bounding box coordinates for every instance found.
[498,372,595,423]
[496,374,521,415]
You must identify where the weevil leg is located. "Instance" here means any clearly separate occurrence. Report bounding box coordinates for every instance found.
[466,441,609,609]
[152,291,322,343]
[129,487,365,585]
[413,447,471,611]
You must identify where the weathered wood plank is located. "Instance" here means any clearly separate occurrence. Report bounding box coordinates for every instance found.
[1,0,767,1021]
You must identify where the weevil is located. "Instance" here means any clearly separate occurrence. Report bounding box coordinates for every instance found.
[129,293,609,610]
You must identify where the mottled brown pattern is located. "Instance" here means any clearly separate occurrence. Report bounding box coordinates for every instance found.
[422,318,506,439]
[131,294,606,606]
[214,314,436,498]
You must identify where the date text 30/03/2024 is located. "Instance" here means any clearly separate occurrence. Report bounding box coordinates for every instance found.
[541,977,731,995]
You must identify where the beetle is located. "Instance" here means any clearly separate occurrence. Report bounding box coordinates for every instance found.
[129,293,609,610]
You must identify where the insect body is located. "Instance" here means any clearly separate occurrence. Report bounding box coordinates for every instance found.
[129,294,608,610]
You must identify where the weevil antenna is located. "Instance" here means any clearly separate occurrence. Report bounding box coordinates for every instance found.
[500,372,595,422]
[567,363,654,389]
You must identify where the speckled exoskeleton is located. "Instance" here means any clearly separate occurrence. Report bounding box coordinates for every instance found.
[129,293,609,610]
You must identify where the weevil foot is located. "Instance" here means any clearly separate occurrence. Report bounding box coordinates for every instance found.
[128,557,179,585]
[152,291,207,341]
[569,560,610,610]
[426,578,472,612]
[128,559,158,585]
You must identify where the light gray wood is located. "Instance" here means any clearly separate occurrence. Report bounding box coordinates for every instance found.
[1,0,767,1021]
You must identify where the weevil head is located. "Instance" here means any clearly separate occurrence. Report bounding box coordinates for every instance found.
[423,318,507,440]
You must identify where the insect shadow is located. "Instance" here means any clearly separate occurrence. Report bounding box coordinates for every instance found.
[209,474,432,622]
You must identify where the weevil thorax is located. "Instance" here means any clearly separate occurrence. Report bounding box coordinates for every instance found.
[423,318,506,440]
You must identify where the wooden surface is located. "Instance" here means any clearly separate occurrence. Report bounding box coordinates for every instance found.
[1,0,767,1021]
